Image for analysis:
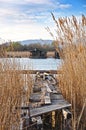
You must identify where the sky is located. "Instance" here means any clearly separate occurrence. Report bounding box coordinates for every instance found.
[0,0,86,42]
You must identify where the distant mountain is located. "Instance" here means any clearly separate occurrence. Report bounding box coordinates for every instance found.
[0,38,6,45]
[0,38,9,45]
[19,39,53,45]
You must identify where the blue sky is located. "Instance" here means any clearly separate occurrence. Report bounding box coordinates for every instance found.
[0,0,86,42]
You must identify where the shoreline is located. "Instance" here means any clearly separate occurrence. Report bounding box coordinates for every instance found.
[1,51,60,58]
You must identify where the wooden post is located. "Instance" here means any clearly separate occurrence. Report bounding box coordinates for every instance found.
[62,109,72,130]
[52,111,55,129]
[36,116,43,130]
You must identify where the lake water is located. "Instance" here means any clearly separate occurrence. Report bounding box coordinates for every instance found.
[0,58,62,70]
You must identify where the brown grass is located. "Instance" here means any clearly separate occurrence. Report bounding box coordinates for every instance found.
[0,59,33,130]
[51,14,86,130]
[47,51,55,58]
[6,51,31,58]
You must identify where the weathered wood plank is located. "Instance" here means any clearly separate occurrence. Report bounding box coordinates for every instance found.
[29,93,42,102]
[51,93,64,100]
[44,93,51,104]
[28,71,71,117]
[30,103,71,117]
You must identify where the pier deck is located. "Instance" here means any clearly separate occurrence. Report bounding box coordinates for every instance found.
[27,71,71,117]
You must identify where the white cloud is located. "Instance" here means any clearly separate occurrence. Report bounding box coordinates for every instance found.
[0,0,47,3]
[58,4,72,9]
[0,0,72,9]
[0,0,73,41]
[0,0,51,5]
[0,0,12,2]
[0,0,23,3]
[0,23,53,41]
[25,0,50,4]
[0,8,18,17]
[0,7,37,25]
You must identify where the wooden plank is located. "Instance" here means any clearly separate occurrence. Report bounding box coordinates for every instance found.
[33,87,41,93]
[30,102,71,117]
[19,70,71,118]
[44,93,51,104]
[29,93,42,102]
[51,99,69,105]
[51,93,64,100]
[16,100,70,109]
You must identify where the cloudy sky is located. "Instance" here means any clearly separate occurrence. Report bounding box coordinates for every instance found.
[0,0,86,42]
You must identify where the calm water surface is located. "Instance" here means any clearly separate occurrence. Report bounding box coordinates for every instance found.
[0,58,62,70]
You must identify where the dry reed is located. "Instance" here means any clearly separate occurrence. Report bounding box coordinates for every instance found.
[0,58,33,130]
[6,51,31,58]
[51,14,86,130]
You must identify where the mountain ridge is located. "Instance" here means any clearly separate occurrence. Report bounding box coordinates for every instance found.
[19,39,53,45]
[0,38,53,45]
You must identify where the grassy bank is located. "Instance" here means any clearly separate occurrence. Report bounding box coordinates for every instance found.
[6,51,31,58]
[1,51,57,58]
[52,15,86,130]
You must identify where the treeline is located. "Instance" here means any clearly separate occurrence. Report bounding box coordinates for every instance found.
[0,41,55,52]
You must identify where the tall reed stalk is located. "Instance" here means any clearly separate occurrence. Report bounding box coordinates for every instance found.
[51,14,86,130]
[0,58,33,130]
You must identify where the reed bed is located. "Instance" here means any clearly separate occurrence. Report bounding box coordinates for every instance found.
[51,14,86,130]
[0,58,33,130]
[6,51,31,58]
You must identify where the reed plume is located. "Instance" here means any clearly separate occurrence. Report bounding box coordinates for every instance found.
[51,14,86,130]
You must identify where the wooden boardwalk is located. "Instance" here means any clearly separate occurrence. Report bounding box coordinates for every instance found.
[28,72,71,117]
[20,71,72,130]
